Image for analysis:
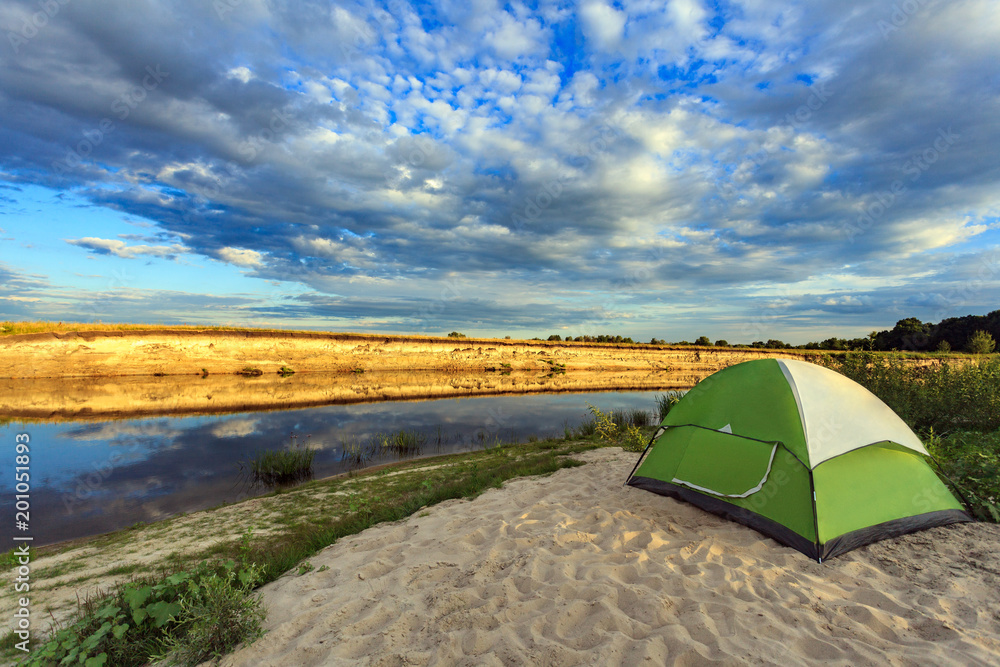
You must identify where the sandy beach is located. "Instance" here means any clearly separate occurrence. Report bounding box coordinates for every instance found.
[219,448,1000,666]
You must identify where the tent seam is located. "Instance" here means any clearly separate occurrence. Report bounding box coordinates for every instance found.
[777,359,810,464]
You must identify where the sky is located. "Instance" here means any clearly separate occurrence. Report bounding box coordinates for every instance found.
[1,0,998,344]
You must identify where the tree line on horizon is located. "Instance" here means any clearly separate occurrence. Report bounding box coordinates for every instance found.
[533,309,1000,354]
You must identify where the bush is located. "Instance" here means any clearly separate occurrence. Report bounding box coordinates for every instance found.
[585,405,651,452]
[694,336,712,346]
[447,331,466,338]
[714,339,729,347]
[927,430,1000,522]
[27,557,263,667]
[158,566,266,665]
[967,330,996,354]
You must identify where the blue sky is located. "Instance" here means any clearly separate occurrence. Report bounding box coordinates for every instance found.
[1,0,998,343]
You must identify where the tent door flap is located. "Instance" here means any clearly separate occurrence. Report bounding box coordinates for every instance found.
[670,430,779,499]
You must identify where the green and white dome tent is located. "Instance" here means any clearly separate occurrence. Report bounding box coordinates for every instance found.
[625,358,972,561]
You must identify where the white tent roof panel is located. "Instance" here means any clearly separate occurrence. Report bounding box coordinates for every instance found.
[777,359,928,468]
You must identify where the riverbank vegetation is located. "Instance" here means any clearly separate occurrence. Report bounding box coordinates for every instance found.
[240,434,316,487]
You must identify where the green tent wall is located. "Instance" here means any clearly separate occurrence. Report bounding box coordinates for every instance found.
[625,358,971,561]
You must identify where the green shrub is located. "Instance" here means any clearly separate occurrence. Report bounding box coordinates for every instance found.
[26,558,263,667]
[927,430,1000,522]
[967,330,996,355]
[585,405,650,452]
[158,565,265,665]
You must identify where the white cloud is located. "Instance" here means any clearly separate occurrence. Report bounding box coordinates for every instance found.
[580,2,627,50]
[211,418,259,438]
[485,13,547,60]
[66,237,188,259]
[227,66,253,83]
[217,247,264,268]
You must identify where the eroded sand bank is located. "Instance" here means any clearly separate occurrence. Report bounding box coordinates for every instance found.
[220,449,1000,667]
[0,330,816,419]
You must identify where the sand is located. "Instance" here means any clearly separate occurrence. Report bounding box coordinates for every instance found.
[219,449,1000,666]
[0,328,812,380]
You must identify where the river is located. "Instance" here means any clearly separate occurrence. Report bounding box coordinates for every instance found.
[1,388,671,547]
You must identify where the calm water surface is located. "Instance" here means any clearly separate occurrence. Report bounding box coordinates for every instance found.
[1,390,665,546]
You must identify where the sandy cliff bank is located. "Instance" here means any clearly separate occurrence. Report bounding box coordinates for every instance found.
[0,330,818,419]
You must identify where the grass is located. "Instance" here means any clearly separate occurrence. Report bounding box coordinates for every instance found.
[655,392,684,421]
[927,431,1000,522]
[240,434,315,486]
[375,429,426,455]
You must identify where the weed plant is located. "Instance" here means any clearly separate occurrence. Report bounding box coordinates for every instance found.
[26,547,263,667]
[376,429,426,455]
[655,392,684,421]
[585,404,650,452]
[242,434,315,486]
[926,430,1000,522]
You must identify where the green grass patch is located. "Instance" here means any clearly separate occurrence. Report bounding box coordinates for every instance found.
[240,434,315,486]
[104,563,145,577]
[375,429,426,456]
[927,430,1000,522]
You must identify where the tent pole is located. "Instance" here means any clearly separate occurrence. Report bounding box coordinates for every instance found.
[623,429,661,486]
